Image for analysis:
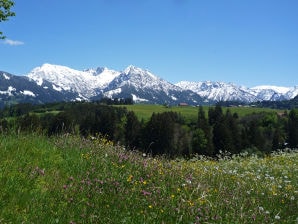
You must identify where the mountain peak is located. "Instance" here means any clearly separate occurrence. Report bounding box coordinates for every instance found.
[122,65,160,83]
[123,65,144,75]
[39,63,66,70]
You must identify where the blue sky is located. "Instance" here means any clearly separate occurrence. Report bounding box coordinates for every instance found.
[1,0,298,87]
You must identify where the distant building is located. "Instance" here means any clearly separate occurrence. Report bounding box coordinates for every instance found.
[178,103,188,106]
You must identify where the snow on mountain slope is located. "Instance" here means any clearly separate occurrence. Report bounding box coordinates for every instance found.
[286,86,298,99]
[108,65,181,93]
[103,66,205,104]
[250,85,291,94]
[0,70,77,106]
[24,63,297,104]
[84,67,121,88]
[176,81,257,102]
[177,81,298,102]
[27,64,120,99]
[249,85,292,101]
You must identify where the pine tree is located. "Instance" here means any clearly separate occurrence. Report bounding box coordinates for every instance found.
[125,111,141,149]
[195,106,214,155]
[288,109,298,148]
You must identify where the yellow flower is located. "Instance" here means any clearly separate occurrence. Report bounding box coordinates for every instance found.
[148,205,153,209]
[127,175,133,182]
[188,200,194,206]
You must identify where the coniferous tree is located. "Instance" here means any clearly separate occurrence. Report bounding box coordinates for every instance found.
[225,110,241,153]
[197,106,208,131]
[272,128,283,150]
[288,109,298,148]
[208,105,234,155]
[192,128,208,155]
[173,124,192,156]
[125,111,142,149]
[143,112,178,156]
[194,106,214,155]
[208,105,223,126]
[212,116,234,155]
[248,119,265,151]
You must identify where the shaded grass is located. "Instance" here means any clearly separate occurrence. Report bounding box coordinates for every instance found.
[0,133,297,223]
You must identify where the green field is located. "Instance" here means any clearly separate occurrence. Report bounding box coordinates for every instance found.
[117,104,285,122]
[1,133,297,223]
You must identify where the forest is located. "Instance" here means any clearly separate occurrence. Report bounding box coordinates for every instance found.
[0,101,297,158]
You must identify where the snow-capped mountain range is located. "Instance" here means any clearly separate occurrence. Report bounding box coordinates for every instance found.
[175,81,298,103]
[1,63,297,107]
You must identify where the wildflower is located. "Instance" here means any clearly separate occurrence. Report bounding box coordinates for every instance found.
[141,190,151,196]
[39,168,45,176]
[171,194,175,199]
[258,206,264,212]
[127,175,133,182]
[188,200,194,206]
[186,179,192,184]
[275,215,281,220]
[148,205,153,209]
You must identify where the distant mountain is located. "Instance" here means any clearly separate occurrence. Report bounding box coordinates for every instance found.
[249,85,298,101]
[1,63,297,107]
[27,64,121,100]
[176,81,298,103]
[0,70,77,107]
[175,81,257,103]
[100,65,205,105]
[26,64,205,105]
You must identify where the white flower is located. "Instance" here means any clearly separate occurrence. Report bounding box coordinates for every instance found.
[275,215,281,220]
[186,179,192,184]
[258,206,264,212]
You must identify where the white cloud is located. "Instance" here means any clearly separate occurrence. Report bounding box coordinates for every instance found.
[3,39,24,46]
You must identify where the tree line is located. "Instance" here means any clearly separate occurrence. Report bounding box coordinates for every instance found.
[0,102,297,157]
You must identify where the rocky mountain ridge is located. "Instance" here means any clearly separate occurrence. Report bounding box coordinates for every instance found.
[1,63,297,107]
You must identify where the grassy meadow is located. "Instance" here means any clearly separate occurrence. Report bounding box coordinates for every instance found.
[0,133,297,223]
[116,104,285,122]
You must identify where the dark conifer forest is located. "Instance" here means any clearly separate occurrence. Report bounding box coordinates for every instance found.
[0,101,297,158]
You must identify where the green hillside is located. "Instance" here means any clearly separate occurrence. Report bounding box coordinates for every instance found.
[0,133,297,223]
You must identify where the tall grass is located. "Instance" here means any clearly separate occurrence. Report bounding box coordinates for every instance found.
[0,133,297,223]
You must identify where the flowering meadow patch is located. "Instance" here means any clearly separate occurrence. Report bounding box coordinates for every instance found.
[0,133,297,223]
